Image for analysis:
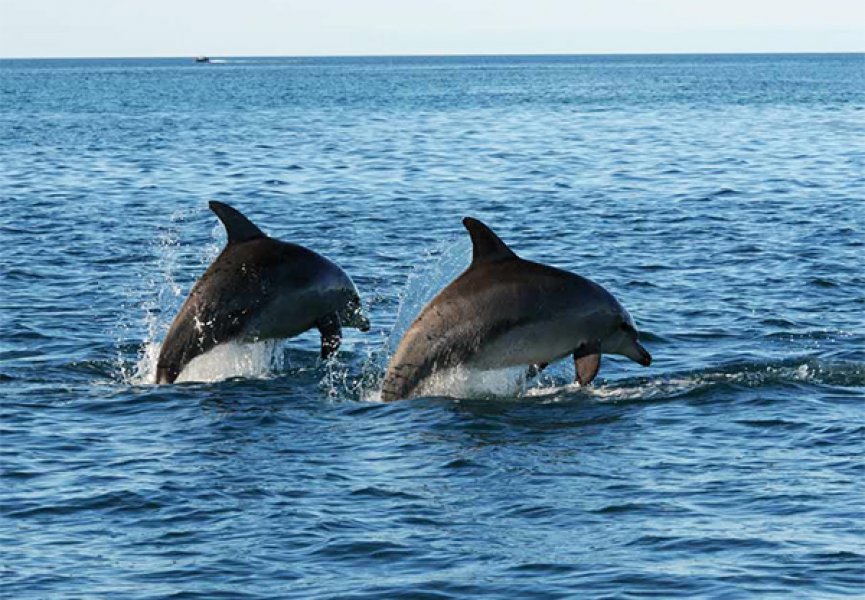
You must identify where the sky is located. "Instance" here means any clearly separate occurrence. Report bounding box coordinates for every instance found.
[1,0,863,58]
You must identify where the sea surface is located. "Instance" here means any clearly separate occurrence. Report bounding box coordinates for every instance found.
[2,54,864,598]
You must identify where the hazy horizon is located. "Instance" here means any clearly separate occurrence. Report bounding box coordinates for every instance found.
[1,0,862,59]
[2,50,865,61]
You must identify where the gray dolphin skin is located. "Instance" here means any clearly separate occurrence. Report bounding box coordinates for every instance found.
[381,217,651,401]
[155,201,369,384]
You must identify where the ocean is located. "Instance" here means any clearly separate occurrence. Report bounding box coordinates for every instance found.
[1,53,864,598]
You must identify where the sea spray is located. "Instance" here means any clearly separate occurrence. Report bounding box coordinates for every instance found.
[121,208,224,384]
[175,340,285,383]
[355,235,470,400]
[387,235,472,354]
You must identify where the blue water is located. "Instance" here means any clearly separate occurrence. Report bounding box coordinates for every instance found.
[2,54,864,598]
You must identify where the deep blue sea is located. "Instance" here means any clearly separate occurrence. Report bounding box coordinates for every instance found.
[2,54,864,599]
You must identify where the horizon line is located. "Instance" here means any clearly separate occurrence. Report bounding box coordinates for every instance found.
[2,50,863,61]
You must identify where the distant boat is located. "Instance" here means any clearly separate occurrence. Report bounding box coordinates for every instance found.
[194,56,211,64]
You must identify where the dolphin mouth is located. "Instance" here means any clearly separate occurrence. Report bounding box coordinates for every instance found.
[353,311,371,332]
[634,340,652,366]
[340,303,370,332]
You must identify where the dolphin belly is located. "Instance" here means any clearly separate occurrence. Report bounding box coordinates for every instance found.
[467,319,581,370]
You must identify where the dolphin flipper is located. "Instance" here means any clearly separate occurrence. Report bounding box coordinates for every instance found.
[575,354,601,385]
[574,340,602,386]
[316,312,342,359]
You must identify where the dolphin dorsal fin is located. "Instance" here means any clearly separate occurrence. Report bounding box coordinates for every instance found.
[209,201,266,244]
[462,217,518,266]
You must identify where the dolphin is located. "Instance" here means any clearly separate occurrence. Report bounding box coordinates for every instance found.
[155,201,369,384]
[380,217,651,401]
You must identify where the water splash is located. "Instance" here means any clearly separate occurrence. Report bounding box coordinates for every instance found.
[119,208,225,384]
[387,235,471,353]
[175,340,284,383]
[320,354,358,398]
[115,218,183,384]
[359,235,472,399]
[415,365,530,399]
[526,357,865,404]
[362,353,864,404]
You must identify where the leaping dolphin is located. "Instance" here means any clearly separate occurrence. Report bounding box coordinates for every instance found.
[155,201,369,384]
[381,217,651,401]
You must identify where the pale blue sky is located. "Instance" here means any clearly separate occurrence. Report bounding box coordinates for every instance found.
[1,0,863,58]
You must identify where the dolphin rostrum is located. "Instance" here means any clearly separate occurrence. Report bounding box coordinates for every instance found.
[155,201,369,384]
[381,217,651,400]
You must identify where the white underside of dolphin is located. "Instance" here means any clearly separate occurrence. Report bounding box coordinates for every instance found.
[381,217,651,401]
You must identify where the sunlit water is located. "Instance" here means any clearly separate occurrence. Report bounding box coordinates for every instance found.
[2,54,864,599]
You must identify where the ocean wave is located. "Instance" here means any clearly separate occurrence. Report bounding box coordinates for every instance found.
[381,356,865,404]
[527,357,865,404]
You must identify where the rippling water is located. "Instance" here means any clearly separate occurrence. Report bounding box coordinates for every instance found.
[2,54,864,598]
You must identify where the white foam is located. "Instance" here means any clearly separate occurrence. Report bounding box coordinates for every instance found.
[415,365,529,399]
[129,339,284,385]
[175,340,284,383]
